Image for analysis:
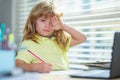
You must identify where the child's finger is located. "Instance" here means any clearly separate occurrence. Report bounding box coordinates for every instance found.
[51,16,59,23]
[54,16,59,21]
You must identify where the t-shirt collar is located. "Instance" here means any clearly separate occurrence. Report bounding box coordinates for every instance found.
[37,35,55,41]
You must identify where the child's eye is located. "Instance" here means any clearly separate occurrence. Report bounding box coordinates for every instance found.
[41,19,46,22]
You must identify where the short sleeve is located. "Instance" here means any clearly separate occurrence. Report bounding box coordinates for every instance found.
[16,41,33,63]
[66,36,72,51]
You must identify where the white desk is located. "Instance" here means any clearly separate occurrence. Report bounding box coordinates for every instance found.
[1,71,120,80]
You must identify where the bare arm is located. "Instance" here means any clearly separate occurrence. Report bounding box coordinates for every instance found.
[51,16,87,46]
[16,59,53,73]
[63,24,87,46]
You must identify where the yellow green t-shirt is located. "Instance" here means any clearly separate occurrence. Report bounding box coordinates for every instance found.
[16,36,71,70]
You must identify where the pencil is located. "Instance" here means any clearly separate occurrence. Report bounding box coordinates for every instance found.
[28,50,46,62]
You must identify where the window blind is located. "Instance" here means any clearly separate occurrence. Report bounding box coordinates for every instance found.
[15,0,120,70]
[58,0,120,70]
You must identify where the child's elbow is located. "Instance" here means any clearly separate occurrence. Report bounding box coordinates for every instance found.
[83,35,87,42]
[80,35,87,43]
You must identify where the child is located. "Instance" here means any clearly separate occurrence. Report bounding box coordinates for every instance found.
[16,1,87,73]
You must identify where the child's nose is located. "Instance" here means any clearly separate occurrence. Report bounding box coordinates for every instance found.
[46,24,50,28]
[46,22,51,28]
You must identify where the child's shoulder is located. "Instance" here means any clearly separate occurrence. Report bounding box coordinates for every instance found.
[21,40,36,45]
[18,40,37,50]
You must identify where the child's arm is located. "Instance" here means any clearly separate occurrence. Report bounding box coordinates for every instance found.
[63,24,87,46]
[16,59,53,73]
[51,16,87,46]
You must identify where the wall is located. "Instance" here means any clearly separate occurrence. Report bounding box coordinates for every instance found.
[0,0,12,29]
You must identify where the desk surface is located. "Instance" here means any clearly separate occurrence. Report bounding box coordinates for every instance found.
[41,71,120,80]
[1,71,120,80]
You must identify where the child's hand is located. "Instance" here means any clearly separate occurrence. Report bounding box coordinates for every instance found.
[51,16,64,31]
[32,62,53,73]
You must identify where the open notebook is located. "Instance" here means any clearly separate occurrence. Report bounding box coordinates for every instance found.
[84,61,110,69]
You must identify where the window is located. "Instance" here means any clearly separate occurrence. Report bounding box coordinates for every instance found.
[15,0,120,70]
[15,0,42,43]
[82,0,90,10]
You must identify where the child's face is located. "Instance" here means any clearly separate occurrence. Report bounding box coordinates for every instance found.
[36,16,54,38]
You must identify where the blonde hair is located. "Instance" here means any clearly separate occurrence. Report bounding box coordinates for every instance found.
[23,1,69,51]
